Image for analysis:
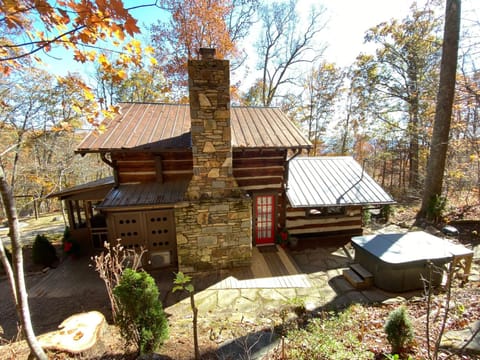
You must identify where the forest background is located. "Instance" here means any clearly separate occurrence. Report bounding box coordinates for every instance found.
[1,0,479,219]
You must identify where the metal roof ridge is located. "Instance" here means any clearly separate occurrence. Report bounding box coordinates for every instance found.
[117,102,281,109]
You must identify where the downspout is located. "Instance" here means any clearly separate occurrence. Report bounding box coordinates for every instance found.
[284,148,302,190]
[100,152,119,187]
[282,148,303,237]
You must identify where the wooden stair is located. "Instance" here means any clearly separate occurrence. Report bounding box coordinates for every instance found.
[343,263,373,289]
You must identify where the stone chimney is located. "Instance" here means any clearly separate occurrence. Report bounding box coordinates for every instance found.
[174,48,252,272]
[186,48,238,199]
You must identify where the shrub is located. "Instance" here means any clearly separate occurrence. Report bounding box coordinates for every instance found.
[92,240,146,321]
[362,209,372,225]
[426,194,447,222]
[384,306,414,354]
[380,204,394,222]
[32,234,58,267]
[113,268,168,354]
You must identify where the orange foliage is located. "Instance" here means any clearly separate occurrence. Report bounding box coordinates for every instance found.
[0,0,150,119]
[152,0,238,87]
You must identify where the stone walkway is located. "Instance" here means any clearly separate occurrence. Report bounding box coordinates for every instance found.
[165,246,422,323]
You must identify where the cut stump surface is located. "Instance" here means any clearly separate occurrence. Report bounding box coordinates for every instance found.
[38,311,106,354]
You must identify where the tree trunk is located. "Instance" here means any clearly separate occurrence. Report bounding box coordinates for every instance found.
[0,171,47,359]
[417,0,461,221]
[0,238,17,303]
[408,98,420,190]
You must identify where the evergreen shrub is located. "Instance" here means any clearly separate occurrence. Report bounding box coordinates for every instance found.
[32,234,58,267]
[384,306,414,354]
[113,268,169,354]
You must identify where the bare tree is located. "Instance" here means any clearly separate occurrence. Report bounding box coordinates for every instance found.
[299,62,345,155]
[254,0,327,106]
[417,0,461,221]
[0,167,47,359]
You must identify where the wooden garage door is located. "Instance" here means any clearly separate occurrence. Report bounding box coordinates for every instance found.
[109,210,176,267]
[145,209,176,256]
[110,212,144,249]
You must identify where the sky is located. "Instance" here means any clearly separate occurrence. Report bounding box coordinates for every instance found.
[322,0,419,66]
[39,0,478,87]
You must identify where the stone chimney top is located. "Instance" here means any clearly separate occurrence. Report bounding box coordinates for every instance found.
[199,48,216,60]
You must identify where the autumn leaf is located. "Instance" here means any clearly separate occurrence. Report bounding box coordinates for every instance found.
[116,69,127,80]
[83,88,95,101]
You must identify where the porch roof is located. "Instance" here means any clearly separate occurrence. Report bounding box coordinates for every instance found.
[47,177,114,200]
[97,180,189,209]
[286,157,395,208]
[76,103,311,153]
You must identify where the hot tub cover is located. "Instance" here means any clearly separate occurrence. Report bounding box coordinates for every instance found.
[351,231,472,265]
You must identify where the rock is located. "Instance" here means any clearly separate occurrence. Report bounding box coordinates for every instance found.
[442,225,459,237]
[440,320,480,355]
[38,311,106,355]
[381,296,407,305]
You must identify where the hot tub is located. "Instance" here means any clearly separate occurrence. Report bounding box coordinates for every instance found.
[351,231,472,292]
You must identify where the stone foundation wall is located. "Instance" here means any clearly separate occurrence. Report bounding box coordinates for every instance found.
[175,197,252,272]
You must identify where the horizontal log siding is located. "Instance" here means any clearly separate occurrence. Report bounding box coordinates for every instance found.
[112,151,193,184]
[286,206,363,236]
[112,149,288,190]
[233,149,287,191]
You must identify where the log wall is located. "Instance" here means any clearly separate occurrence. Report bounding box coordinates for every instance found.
[286,205,363,241]
[111,149,288,191]
[112,151,193,184]
[233,149,287,191]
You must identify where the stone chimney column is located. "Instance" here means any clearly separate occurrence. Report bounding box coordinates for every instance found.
[175,48,252,272]
[187,48,237,200]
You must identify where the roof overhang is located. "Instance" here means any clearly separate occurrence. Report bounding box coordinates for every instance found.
[47,177,114,200]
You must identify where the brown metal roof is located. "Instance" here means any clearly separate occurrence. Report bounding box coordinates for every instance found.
[98,180,189,209]
[77,103,311,153]
[286,157,395,208]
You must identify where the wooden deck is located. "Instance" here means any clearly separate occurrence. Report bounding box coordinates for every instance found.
[209,246,311,289]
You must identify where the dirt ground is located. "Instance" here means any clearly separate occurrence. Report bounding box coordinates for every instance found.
[0,210,479,359]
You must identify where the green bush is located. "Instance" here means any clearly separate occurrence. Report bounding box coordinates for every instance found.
[426,195,447,222]
[384,306,414,354]
[362,209,372,226]
[381,204,394,222]
[113,268,169,354]
[32,234,58,267]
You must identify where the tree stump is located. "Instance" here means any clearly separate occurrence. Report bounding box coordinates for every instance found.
[37,311,106,356]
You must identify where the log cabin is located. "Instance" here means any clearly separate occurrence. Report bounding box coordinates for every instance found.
[51,48,394,272]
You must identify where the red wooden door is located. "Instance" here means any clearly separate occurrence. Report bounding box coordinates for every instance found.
[254,195,275,245]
